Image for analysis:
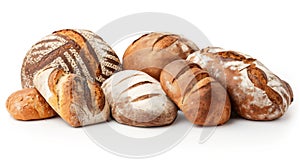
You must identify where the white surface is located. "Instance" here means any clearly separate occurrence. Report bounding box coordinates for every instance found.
[1,0,299,167]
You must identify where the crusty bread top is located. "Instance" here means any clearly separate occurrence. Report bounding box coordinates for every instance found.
[124,32,199,58]
[160,60,210,105]
[122,32,199,80]
[21,29,121,88]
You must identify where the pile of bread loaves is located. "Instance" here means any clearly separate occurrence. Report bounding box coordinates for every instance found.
[6,29,293,127]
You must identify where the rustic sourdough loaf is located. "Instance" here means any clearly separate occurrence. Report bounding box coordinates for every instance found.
[187,47,293,120]
[102,70,178,127]
[160,60,231,126]
[33,67,110,127]
[21,29,121,88]
[123,32,199,80]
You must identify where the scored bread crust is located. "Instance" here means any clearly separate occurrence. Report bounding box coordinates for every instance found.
[123,32,199,80]
[160,60,231,126]
[21,29,121,88]
[33,68,110,127]
[187,47,293,120]
[102,70,178,127]
[6,88,57,120]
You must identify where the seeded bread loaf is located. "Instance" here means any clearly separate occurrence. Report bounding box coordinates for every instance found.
[21,29,121,88]
[160,60,231,126]
[123,32,199,80]
[33,68,110,127]
[187,47,293,120]
[102,70,178,127]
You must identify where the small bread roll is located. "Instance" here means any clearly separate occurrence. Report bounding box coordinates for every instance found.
[6,88,56,120]
[160,60,231,126]
[187,47,293,120]
[33,67,110,127]
[102,70,178,127]
[123,32,199,80]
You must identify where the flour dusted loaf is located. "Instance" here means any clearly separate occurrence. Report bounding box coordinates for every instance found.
[6,88,56,120]
[187,47,293,120]
[123,32,199,80]
[102,70,177,127]
[160,60,231,126]
[21,29,121,88]
[33,67,110,127]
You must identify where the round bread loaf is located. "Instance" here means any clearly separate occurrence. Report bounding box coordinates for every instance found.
[21,29,121,88]
[102,70,178,127]
[123,32,199,80]
[6,88,57,120]
[160,60,231,126]
[187,47,293,120]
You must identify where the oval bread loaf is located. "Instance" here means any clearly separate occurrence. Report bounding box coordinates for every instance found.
[187,47,293,120]
[160,60,231,126]
[33,67,110,127]
[6,88,57,120]
[123,32,199,80]
[21,29,121,88]
[102,70,178,127]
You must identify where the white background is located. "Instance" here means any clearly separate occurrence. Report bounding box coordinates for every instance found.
[1,0,299,167]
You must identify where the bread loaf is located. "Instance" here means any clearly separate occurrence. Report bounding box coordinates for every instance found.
[6,88,56,120]
[123,32,199,80]
[102,70,177,127]
[187,47,293,120]
[160,60,231,126]
[33,67,110,127]
[21,29,121,88]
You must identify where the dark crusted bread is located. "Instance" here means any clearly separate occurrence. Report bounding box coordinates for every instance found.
[187,47,293,120]
[21,29,121,88]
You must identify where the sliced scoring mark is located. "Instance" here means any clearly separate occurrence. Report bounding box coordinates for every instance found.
[115,73,144,86]
[152,34,179,50]
[171,62,202,83]
[131,33,150,45]
[120,81,153,95]
[131,93,161,102]
[217,51,256,64]
[25,42,78,79]
[247,65,283,107]
[62,29,101,81]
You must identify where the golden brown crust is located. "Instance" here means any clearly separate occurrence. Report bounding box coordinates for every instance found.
[87,80,106,112]
[33,68,110,127]
[48,68,64,94]
[123,32,199,80]
[160,60,231,126]
[56,74,79,127]
[160,60,210,107]
[181,80,231,126]
[6,88,56,120]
